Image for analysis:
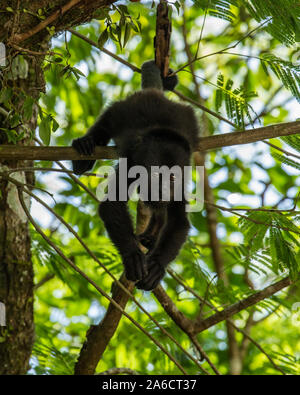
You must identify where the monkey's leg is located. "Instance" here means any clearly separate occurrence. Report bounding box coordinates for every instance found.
[136,202,189,290]
[98,168,148,281]
[138,209,166,251]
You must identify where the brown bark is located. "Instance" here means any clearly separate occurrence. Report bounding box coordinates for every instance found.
[74,201,149,375]
[0,120,299,161]
[0,0,120,375]
[193,276,293,333]
[0,53,42,373]
[74,274,135,375]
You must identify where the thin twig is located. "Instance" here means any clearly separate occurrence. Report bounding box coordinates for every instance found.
[16,185,188,375]
[99,367,140,375]
[9,43,60,57]
[190,336,221,375]
[229,319,286,375]
[173,89,237,127]
[68,28,141,73]
[173,18,272,75]
[168,269,288,375]
[6,174,205,374]
[34,137,100,203]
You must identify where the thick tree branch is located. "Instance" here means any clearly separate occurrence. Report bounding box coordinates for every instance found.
[11,0,82,44]
[4,173,193,375]
[15,184,188,375]
[155,0,171,77]
[75,274,135,375]
[6,1,119,45]
[153,286,194,334]
[168,270,286,374]
[193,276,294,334]
[0,121,299,161]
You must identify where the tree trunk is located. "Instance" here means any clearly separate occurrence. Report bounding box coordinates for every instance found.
[0,65,41,374]
[0,174,35,374]
[0,0,118,374]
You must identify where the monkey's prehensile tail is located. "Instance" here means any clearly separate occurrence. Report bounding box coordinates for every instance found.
[141,60,178,92]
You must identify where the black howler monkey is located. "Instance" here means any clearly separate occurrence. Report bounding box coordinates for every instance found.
[72,61,199,290]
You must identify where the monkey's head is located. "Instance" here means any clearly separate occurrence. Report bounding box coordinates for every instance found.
[133,130,190,206]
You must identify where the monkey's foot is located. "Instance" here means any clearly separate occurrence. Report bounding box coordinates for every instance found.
[123,249,148,281]
[136,257,165,291]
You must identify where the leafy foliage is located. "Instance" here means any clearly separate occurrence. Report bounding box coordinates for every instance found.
[236,212,300,279]
[2,0,298,376]
[192,0,238,22]
[244,0,300,45]
[215,73,257,128]
[271,135,300,171]
[261,55,300,103]
[192,0,300,45]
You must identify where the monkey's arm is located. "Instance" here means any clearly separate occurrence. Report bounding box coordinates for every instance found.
[137,202,189,290]
[71,105,120,175]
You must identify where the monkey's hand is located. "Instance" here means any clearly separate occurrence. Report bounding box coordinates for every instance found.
[162,69,178,91]
[123,249,148,282]
[71,136,96,175]
[136,255,166,291]
[72,135,96,156]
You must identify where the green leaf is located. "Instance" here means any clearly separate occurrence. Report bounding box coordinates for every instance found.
[23,96,35,121]
[52,117,59,132]
[174,1,181,15]
[123,22,131,48]
[118,4,130,15]
[39,116,51,146]
[94,8,110,20]
[0,87,13,104]
[98,29,109,49]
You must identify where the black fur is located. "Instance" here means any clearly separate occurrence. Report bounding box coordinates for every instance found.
[72,65,199,290]
[141,60,178,92]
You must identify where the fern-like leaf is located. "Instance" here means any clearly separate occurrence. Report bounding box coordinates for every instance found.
[215,73,257,128]
[192,0,238,22]
[271,151,300,171]
[261,54,300,102]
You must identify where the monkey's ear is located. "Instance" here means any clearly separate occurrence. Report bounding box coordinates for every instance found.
[162,69,178,91]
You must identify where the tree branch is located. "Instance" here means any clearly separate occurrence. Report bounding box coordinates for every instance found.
[15,183,188,375]
[75,274,135,375]
[0,121,299,161]
[155,0,171,77]
[11,0,83,44]
[68,28,141,73]
[193,276,294,334]
[4,173,194,374]
[168,269,287,374]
